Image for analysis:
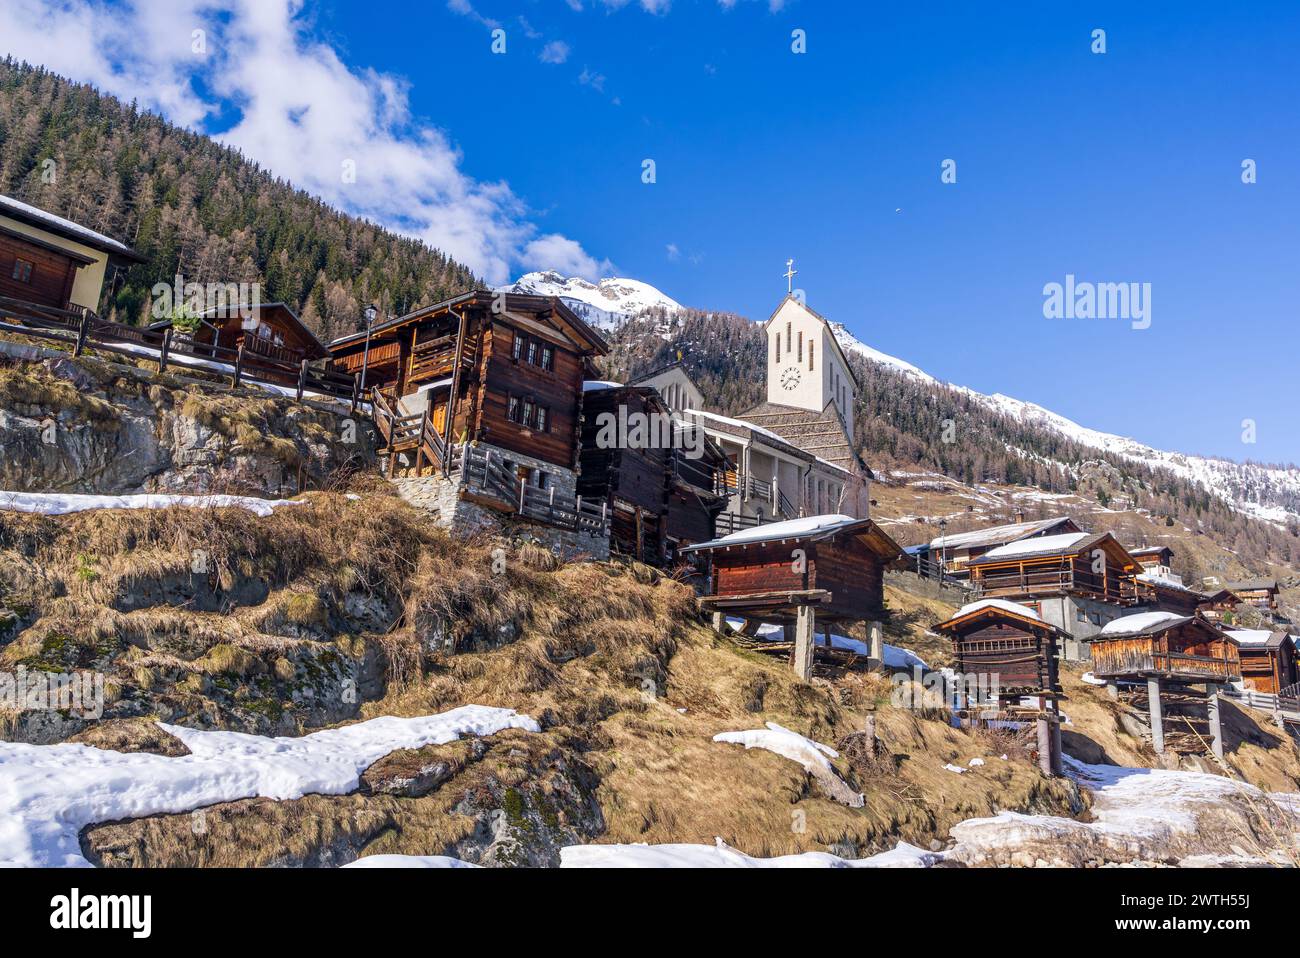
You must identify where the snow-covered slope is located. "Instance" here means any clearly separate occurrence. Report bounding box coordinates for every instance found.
[504,271,681,330]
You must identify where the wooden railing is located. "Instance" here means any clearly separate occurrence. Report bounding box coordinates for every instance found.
[452,443,608,535]
[0,296,358,405]
[1092,638,1239,681]
[713,511,766,537]
[371,389,446,473]
[973,566,1138,604]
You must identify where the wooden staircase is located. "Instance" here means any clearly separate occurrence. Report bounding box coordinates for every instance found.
[371,388,447,477]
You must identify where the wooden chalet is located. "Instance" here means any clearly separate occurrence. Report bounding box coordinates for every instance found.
[966,531,1143,605]
[935,600,1062,697]
[916,515,1082,580]
[933,598,1066,775]
[1129,545,1175,576]
[1090,612,1241,758]
[1227,629,1299,695]
[151,302,330,384]
[683,515,903,679]
[198,303,329,366]
[1197,588,1240,624]
[1225,578,1280,612]
[577,381,727,564]
[0,194,144,311]
[327,291,612,542]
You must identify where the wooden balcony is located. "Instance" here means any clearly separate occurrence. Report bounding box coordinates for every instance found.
[973,566,1139,605]
[1091,637,1240,682]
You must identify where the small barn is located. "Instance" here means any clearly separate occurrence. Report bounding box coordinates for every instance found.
[934,598,1066,776]
[682,514,902,679]
[1091,612,1241,758]
[935,599,1062,696]
[1228,629,1299,695]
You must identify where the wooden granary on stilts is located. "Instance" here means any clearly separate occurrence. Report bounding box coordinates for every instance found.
[682,514,902,680]
[1089,612,1241,760]
[934,599,1066,775]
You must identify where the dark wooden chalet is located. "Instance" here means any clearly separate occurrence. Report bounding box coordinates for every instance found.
[934,598,1066,775]
[328,291,611,537]
[1227,630,1298,695]
[197,303,329,365]
[935,600,1062,696]
[577,382,727,564]
[966,531,1143,606]
[1197,588,1240,624]
[1225,578,1280,612]
[683,515,903,679]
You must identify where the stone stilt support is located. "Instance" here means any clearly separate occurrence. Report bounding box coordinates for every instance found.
[1147,676,1165,755]
[1207,686,1224,761]
[793,604,816,681]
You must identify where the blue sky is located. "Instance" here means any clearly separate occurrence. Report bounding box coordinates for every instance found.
[8,0,1299,464]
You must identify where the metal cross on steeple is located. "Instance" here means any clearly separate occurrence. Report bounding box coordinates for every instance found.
[784,259,797,294]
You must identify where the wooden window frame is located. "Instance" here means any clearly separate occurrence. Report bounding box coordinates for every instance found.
[11,258,34,284]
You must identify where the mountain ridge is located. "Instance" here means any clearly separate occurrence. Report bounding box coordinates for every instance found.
[536,273,1300,529]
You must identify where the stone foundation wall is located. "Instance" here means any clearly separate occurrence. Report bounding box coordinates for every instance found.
[390,446,609,562]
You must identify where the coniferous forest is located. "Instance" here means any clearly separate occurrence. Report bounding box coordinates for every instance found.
[0,58,481,343]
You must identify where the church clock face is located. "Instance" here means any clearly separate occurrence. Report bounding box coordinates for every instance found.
[780,366,802,391]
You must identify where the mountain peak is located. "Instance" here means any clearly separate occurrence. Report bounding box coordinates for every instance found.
[504,272,682,330]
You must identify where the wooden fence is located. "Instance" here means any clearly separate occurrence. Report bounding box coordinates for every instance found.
[0,296,358,406]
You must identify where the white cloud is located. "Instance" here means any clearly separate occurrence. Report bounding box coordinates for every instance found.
[0,0,607,285]
[665,243,680,261]
[539,41,571,64]
[522,234,615,279]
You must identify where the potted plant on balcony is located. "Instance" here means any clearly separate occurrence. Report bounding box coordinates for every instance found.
[169,302,202,349]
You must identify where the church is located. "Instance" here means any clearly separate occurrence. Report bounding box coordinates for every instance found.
[632,280,872,533]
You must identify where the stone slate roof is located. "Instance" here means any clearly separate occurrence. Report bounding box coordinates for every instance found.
[735,400,865,474]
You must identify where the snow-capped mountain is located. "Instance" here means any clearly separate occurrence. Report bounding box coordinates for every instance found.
[504,271,681,330]
[512,272,1298,524]
[831,319,1300,526]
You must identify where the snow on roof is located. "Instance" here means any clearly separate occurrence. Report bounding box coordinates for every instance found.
[928,516,1072,551]
[0,194,136,256]
[1226,629,1273,646]
[1136,571,1197,594]
[978,531,1092,561]
[1099,611,1188,637]
[955,599,1043,622]
[582,379,623,392]
[684,514,859,550]
[688,408,792,447]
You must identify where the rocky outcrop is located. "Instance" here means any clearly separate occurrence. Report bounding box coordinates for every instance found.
[0,353,375,497]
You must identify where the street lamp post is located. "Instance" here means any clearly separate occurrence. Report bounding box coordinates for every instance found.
[937,518,948,586]
[358,303,378,403]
